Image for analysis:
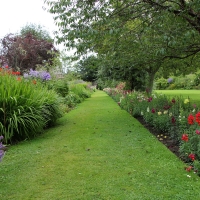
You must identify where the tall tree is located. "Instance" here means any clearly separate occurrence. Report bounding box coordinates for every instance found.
[44,0,200,91]
[20,23,53,42]
[0,24,58,72]
[76,55,99,82]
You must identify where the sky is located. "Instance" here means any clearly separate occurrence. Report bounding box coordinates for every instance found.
[0,0,63,49]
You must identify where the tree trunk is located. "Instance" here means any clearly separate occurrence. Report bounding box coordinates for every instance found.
[146,71,156,94]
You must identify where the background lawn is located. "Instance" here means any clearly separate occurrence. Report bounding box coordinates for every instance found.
[155,90,200,107]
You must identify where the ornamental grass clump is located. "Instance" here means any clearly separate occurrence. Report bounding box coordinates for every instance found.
[0,67,62,143]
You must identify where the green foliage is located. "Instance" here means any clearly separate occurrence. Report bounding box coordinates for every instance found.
[69,83,92,100]
[20,23,53,42]
[155,77,168,90]
[156,74,196,90]
[64,91,81,108]
[0,70,62,143]
[44,0,200,93]
[76,55,99,82]
[52,79,69,97]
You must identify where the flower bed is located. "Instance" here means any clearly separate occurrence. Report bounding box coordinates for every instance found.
[104,84,200,175]
[0,66,62,143]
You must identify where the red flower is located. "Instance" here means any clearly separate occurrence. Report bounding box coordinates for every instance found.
[171,116,176,124]
[189,153,195,161]
[147,97,152,102]
[32,80,37,84]
[17,77,21,81]
[151,108,155,113]
[164,105,171,110]
[186,166,193,172]
[181,134,188,142]
[188,114,195,125]
[5,65,9,68]
[171,98,176,103]
[196,112,200,125]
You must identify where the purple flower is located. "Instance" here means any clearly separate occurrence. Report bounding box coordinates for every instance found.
[29,69,39,77]
[40,71,51,81]
[0,150,5,162]
[0,136,5,162]
[167,78,173,83]
[23,73,29,79]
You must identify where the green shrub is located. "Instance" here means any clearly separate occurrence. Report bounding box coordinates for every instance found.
[65,91,82,108]
[52,79,69,97]
[0,70,62,143]
[69,83,92,100]
[155,77,168,89]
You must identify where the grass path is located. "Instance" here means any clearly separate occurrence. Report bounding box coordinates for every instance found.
[1,91,200,199]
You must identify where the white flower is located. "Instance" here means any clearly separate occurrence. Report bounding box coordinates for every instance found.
[141,111,143,116]
[187,175,191,178]
[147,107,150,112]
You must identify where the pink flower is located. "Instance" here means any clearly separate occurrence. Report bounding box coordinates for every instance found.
[196,130,200,135]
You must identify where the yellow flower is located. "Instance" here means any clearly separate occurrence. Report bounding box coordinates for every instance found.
[184,99,189,104]
[164,110,168,114]
[158,111,162,115]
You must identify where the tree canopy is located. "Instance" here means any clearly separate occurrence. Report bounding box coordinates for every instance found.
[44,0,200,91]
[0,25,58,72]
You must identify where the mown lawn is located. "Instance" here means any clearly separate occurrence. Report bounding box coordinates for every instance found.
[155,90,200,106]
[1,90,200,199]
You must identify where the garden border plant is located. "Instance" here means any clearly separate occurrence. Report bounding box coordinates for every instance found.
[0,66,62,143]
[104,83,200,175]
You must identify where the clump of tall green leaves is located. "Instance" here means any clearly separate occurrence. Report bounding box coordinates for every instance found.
[69,82,92,100]
[0,70,62,143]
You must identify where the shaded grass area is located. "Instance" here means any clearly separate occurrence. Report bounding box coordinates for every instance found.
[155,90,200,106]
[1,91,200,199]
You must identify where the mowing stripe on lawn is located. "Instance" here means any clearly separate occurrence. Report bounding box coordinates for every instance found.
[0,90,200,200]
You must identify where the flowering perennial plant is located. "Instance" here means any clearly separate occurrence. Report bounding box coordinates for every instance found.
[181,134,189,142]
[188,114,195,125]
[24,69,51,81]
[0,66,62,143]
